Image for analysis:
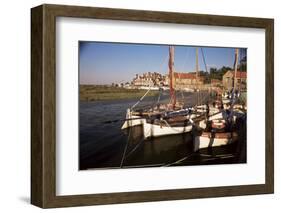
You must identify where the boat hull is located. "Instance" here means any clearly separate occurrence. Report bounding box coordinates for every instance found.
[198,110,245,129]
[193,132,238,151]
[143,121,193,139]
[121,116,146,129]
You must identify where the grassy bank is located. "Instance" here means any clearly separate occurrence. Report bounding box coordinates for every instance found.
[80,85,159,101]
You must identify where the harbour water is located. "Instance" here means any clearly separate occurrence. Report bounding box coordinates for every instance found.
[79,92,246,170]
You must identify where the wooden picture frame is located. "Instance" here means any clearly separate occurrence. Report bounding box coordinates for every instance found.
[31,4,274,208]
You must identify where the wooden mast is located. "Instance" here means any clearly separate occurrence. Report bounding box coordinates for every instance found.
[233,48,239,92]
[228,48,239,125]
[169,46,176,109]
[196,47,199,106]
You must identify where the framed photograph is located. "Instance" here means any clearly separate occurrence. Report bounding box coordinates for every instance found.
[31,4,274,208]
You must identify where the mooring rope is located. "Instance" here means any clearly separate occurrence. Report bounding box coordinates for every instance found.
[125,138,145,159]
[120,127,132,168]
[163,153,194,167]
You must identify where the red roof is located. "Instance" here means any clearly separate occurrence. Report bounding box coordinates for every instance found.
[235,71,247,78]
[226,70,247,78]
[173,72,197,79]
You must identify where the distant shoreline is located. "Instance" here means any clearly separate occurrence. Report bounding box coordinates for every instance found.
[80,85,159,101]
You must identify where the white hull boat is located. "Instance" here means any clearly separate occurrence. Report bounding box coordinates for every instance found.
[121,115,146,129]
[121,109,147,129]
[121,46,228,140]
[193,132,238,151]
[121,108,200,138]
[143,119,193,139]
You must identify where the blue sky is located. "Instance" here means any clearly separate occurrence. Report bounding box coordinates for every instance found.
[79,42,243,85]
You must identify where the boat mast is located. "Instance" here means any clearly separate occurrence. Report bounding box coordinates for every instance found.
[227,48,239,126]
[233,48,239,93]
[169,46,176,109]
[196,47,199,106]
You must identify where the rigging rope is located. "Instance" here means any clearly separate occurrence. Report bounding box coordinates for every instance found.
[178,72,185,101]
[200,47,211,104]
[179,48,190,102]
[156,88,162,105]
[200,48,208,73]
[131,52,169,110]
[159,52,169,72]
[131,87,151,109]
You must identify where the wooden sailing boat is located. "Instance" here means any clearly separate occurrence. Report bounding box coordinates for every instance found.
[193,48,245,151]
[122,46,203,139]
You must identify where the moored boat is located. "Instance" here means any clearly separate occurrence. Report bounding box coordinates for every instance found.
[121,46,203,138]
[142,118,193,139]
[142,111,205,138]
[193,48,244,152]
[193,131,238,151]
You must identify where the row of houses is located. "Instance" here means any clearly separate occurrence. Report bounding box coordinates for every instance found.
[173,72,205,89]
[132,72,168,87]
[131,70,247,91]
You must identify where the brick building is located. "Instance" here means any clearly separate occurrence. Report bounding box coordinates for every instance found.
[222,70,247,90]
[172,72,205,89]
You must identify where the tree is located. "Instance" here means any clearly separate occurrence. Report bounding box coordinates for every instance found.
[209,66,232,80]
[239,55,247,71]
